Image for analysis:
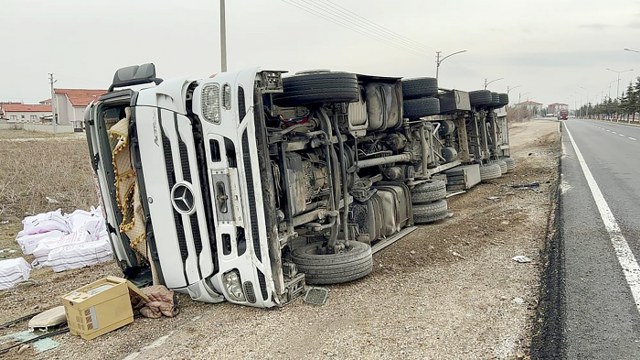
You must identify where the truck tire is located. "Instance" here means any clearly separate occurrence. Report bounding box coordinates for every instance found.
[291,241,373,285]
[469,90,493,106]
[503,157,516,172]
[403,97,440,118]
[488,159,508,174]
[401,77,438,99]
[413,199,448,224]
[411,179,446,204]
[273,72,360,107]
[480,163,502,181]
[498,93,509,106]
[491,92,500,106]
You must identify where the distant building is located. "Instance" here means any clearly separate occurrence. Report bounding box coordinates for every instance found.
[0,103,52,123]
[515,100,544,115]
[547,103,569,116]
[52,89,106,129]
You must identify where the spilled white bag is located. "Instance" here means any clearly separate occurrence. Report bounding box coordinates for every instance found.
[44,241,113,272]
[0,258,31,290]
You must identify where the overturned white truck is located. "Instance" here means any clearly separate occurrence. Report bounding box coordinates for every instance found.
[85,64,512,308]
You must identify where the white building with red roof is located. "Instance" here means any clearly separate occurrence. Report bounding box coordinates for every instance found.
[0,103,52,123]
[52,88,106,128]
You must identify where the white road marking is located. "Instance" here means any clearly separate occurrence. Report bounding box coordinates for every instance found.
[630,137,637,141]
[612,131,617,134]
[620,134,626,137]
[564,123,640,313]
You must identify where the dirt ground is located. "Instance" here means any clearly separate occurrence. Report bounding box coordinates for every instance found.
[0,120,560,359]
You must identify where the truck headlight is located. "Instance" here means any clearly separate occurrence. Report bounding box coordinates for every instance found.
[223,270,245,302]
[202,83,221,124]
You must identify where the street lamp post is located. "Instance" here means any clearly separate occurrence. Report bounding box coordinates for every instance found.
[518,92,529,104]
[506,85,521,94]
[220,0,227,72]
[505,85,520,106]
[579,86,590,119]
[484,77,504,90]
[570,94,577,118]
[607,80,616,100]
[605,68,633,100]
[435,50,467,82]
[573,91,583,118]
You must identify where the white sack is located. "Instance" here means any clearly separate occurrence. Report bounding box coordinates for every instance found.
[16,230,64,255]
[0,258,31,290]
[32,228,94,263]
[45,241,113,272]
[18,209,70,237]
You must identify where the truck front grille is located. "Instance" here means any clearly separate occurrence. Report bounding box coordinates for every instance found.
[157,110,218,281]
[242,130,262,262]
[243,281,256,303]
[161,131,189,264]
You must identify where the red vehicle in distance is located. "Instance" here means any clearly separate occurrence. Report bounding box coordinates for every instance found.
[558,109,569,120]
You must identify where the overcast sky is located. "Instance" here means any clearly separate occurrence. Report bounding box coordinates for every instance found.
[2,0,640,107]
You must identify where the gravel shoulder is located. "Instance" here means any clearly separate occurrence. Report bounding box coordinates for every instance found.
[0,120,561,359]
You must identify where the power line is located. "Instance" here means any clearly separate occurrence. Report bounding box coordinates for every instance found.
[322,0,431,52]
[294,0,429,55]
[281,0,429,57]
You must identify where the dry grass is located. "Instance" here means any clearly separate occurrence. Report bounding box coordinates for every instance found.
[0,130,97,223]
[0,129,54,140]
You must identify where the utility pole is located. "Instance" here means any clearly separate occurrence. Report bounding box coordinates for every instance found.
[48,73,57,135]
[220,0,227,72]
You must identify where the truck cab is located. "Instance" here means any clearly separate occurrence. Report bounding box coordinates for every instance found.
[87,65,291,307]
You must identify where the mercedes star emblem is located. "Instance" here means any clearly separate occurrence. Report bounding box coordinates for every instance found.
[171,183,196,214]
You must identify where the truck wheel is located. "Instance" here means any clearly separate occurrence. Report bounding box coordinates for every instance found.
[491,92,500,106]
[403,97,440,118]
[401,77,438,99]
[503,157,516,172]
[480,163,502,181]
[291,241,373,285]
[498,93,509,106]
[273,72,360,107]
[488,159,508,174]
[411,179,446,204]
[469,90,493,106]
[413,199,448,224]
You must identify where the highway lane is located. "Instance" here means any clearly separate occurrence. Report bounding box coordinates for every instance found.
[561,118,640,359]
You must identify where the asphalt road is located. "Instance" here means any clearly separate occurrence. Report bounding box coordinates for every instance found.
[561,119,640,359]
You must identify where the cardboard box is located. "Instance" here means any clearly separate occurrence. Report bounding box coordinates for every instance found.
[62,276,148,340]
